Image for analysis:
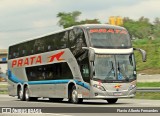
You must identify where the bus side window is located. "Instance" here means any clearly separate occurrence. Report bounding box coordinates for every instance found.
[69,30,76,50]
[79,57,90,83]
[74,28,87,48]
[81,64,89,77]
[61,31,68,49]
[13,52,16,58]
[22,50,26,55]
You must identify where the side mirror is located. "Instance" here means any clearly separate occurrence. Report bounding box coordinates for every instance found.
[82,47,95,62]
[133,48,147,62]
[89,49,95,62]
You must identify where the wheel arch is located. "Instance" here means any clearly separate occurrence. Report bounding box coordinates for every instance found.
[68,82,75,99]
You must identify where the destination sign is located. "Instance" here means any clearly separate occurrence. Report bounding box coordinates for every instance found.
[89,28,127,34]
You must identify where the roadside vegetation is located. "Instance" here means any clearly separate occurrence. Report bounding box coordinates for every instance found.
[0,85,7,94]
[135,92,160,100]
[137,82,160,87]
[133,38,160,74]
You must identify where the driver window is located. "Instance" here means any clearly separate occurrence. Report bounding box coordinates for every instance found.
[79,57,90,83]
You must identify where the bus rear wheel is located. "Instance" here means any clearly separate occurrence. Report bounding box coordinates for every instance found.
[17,87,21,99]
[70,85,83,104]
[106,98,118,104]
[19,88,25,101]
[24,86,37,101]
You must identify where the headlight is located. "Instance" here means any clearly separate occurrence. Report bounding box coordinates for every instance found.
[129,85,136,90]
[93,84,106,91]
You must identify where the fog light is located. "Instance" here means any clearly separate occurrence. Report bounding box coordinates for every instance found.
[95,93,98,96]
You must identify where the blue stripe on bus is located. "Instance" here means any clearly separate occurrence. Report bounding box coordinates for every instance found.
[28,80,69,85]
[74,80,90,90]
[8,70,24,84]
[8,69,90,90]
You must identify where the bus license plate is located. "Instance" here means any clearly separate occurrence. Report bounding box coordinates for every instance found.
[113,92,122,96]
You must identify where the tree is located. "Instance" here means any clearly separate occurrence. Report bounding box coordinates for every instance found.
[123,17,137,39]
[153,17,160,38]
[79,19,100,24]
[123,16,152,39]
[57,11,81,28]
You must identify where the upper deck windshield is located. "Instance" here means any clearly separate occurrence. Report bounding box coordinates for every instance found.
[87,28,131,48]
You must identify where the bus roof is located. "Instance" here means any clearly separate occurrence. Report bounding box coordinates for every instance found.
[9,24,126,47]
[78,24,125,30]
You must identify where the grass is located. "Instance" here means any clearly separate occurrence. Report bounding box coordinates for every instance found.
[0,84,8,94]
[137,82,160,87]
[0,85,7,88]
[136,82,160,100]
[133,38,160,74]
[0,91,8,94]
[135,92,160,100]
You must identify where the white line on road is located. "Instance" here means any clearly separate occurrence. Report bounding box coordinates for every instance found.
[41,113,73,116]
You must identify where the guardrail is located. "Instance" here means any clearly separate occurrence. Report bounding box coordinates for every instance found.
[137,87,160,92]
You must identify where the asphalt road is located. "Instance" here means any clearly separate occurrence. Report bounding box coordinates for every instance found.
[0,95,159,116]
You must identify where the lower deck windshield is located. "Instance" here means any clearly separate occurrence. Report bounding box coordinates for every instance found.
[94,54,136,82]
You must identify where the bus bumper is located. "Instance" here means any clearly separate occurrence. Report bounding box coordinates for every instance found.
[90,88,136,99]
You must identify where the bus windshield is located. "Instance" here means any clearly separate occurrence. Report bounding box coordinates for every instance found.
[88,28,131,48]
[94,54,136,82]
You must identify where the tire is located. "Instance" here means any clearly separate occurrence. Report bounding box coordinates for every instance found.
[70,85,83,104]
[17,87,21,99]
[24,86,37,101]
[49,98,63,102]
[19,87,25,101]
[106,98,118,104]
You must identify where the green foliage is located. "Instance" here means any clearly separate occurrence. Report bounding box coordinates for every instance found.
[137,82,160,87]
[133,38,160,73]
[57,11,81,28]
[123,17,152,39]
[79,19,100,24]
[135,92,160,100]
[152,17,160,37]
[57,11,100,28]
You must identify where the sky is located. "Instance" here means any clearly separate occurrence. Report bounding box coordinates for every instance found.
[0,0,160,49]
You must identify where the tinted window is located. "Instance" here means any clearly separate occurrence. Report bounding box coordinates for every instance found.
[88,28,131,48]
[26,62,73,81]
[77,52,90,83]
[69,30,76,50]
[61,31,68,49]
[9,30,69,59]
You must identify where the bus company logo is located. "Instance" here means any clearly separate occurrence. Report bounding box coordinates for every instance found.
[11,51,65,68]
[114,84,122,89]
[48,51,64,62]
[12,55,42,68]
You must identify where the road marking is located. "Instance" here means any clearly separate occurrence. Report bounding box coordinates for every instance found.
[44,113,73,116]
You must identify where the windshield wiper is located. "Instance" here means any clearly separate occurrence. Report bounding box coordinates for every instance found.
[117,62,128,80]
[105,61,115,80]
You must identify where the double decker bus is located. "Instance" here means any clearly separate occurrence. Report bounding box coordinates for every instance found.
[7,24,146,104]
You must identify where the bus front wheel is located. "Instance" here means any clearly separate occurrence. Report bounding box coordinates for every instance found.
[70,85,83,104]
[106,98,118,104]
